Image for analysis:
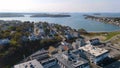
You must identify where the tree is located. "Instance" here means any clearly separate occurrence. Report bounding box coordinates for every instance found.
[8,26,16,31]
[55,36,62,41]
[2,31,10,38]
[10,39,17,46]
[78,28,87,34]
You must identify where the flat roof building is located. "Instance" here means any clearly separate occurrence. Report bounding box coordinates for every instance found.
[14,59,43,68]
[79,44,109,64]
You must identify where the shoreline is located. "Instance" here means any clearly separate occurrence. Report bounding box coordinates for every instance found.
[0,19,120,32]
[87,30,120,33]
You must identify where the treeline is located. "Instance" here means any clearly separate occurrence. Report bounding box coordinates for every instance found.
[0,38,62,68]
[0,21,62,68]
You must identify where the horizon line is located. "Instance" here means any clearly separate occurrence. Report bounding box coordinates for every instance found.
[0,11,120,13]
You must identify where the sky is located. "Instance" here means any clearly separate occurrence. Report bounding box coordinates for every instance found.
[0,0,119,12]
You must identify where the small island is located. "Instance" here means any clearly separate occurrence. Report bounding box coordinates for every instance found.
[0,13,24,17]
[30,13,71,17]
[93,13,101,15]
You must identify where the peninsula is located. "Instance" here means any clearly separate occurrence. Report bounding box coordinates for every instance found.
[84,15,120,27]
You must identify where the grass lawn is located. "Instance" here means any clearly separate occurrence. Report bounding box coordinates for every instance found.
[104,31,120,41]
[82,31,120,42]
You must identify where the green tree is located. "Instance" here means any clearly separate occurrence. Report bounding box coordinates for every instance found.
[78,28,87,34]
[10,39,17,46]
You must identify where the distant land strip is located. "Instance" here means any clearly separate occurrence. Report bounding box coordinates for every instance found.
[30,13,71,17]
[84,15,120,27]
[0,13,24,17]
[0,13,71,18]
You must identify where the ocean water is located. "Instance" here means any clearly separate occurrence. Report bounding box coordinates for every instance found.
[0,13,120,32]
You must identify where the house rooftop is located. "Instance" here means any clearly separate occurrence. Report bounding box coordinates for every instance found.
[29,49,56,64]
[14,59,43,68]
[30,49,49,58]
[40,57,56,64]
[79,44,108,57]
[29,50,52,61]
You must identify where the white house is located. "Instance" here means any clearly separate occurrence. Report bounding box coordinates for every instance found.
[72,38,86,50]
[28,33,38,41]
[0,39,10,45]
[34,24,45,36]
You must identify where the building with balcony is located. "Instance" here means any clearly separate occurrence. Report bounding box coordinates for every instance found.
[29,49,57,68]
[79,44,109,64]
[53,50,90,68]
